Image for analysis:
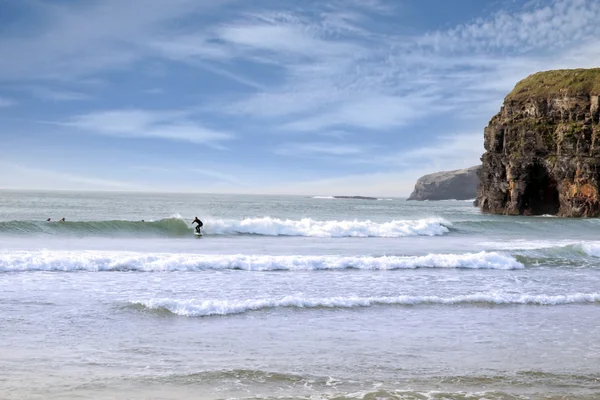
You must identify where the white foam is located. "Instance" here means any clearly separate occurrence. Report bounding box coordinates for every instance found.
[204,217,451,237]
[312,196,335,199]
[0,250,522,272]
[131,292,600,316]
[578,243,600,257]
[476,240,577,251]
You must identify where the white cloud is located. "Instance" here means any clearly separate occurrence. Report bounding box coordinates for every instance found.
[65,109,233,145]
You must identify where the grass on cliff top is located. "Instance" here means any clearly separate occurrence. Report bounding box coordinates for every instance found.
[506,68,600,102]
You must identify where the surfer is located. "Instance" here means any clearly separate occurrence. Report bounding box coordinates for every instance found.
[192,216,203,234]
[47,218,51,222]
[59,218,65,222]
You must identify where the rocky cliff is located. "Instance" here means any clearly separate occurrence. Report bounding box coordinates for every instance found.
[408,166,480,201]
[477,68,600,217]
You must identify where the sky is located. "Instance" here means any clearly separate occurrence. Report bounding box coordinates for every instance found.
[0,0,599,196]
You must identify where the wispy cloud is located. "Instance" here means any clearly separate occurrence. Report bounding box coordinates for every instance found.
[275,142,365,157]
[314,132,484,172]
[0,0,234,80]
[65,109,233,145]
[2,0,599,195]
[0,161,138,191]
[28,86,92,101]
[0,96,16,107]
[213,0,600,134]
[417,0,600,54]
[144,88,164,94]
[281,94,447,132]
[134,165,245,186]
[393,133,484,170]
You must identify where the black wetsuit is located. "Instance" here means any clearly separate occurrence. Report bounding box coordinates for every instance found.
[192,218,203,233]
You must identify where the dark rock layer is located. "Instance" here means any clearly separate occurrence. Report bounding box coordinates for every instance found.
[477,68,600,217]
[408,166,480,201]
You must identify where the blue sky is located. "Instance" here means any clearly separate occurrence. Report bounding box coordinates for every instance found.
[0,0,599,196]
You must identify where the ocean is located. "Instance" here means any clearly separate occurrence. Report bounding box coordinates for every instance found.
[1,190,599,400]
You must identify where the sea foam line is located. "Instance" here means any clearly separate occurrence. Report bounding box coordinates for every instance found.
[0,251,522,272]
[204,217,451,237]
[131,292,600,317]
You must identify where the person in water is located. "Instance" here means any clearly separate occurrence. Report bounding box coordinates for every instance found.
[59,218,65,222]
[192,216,203,234]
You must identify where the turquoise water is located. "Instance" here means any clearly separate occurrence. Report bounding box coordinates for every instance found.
[1,190,600,399]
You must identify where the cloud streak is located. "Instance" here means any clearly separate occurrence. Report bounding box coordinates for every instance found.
[275,142,365,157]
[0,161,138,191]
[65,109,233,145]
[0,97,16,107]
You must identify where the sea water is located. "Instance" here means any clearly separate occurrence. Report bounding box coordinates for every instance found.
[1,190,599,400]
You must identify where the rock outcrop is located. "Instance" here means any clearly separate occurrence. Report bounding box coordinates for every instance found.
[408,166,480,201]
[477,68,600,217]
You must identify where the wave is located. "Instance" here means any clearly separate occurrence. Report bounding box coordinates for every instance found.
[579,243,600,257]
[130,292,600,317]
[452,217,600,235]
[206,217,450,237]
[481,241,600,257]
[133,369,600,400]
[0,217,451,238]
[0,217,191,238]
[0,251,522,272]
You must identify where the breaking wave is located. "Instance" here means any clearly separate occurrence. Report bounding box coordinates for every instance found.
[130,292,600,317]
[0,217,451,238]
[206,217,450,237]
[0,251,522,272]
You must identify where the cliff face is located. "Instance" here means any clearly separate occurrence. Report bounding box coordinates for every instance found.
[408,166,480,201]
[477,68,600,217]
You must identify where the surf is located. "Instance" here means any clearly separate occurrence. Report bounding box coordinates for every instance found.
[0,216,452,238]
[205,216,450,237]
[129,292,600,317]
[0,250,523,272]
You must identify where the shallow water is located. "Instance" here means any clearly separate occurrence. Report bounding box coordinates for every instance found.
[1,190,600,399]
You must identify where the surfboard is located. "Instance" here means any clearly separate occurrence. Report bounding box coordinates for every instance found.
[194,232,202,237]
